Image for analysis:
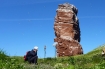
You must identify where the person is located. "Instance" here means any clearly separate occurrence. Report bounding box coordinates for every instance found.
[26,46,38,64]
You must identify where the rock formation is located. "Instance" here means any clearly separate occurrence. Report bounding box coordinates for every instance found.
[54,3,83,57]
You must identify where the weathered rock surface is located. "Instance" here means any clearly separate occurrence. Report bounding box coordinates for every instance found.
[54,3,83,57]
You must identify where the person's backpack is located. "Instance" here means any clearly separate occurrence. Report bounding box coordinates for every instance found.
[24,51,30,61]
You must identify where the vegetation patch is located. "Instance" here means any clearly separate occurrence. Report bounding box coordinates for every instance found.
[0,45,105,69]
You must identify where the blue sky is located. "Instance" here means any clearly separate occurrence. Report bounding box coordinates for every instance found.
[0,0,105,58]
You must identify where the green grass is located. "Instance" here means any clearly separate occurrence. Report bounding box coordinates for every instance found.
[0,44,105,69]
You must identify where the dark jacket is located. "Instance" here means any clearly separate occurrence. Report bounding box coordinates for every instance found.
[27,49,37,59]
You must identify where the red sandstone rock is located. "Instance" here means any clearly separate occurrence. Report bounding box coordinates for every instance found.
[54,3,83,57]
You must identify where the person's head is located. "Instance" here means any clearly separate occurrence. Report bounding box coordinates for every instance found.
[33,46,38,52]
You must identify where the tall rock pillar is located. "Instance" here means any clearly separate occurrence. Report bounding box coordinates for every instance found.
[54,3,83,57]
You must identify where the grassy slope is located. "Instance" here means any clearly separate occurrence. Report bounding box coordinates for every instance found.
[21,44,105,69]
[86,44,105,55]
[0,44,105,69]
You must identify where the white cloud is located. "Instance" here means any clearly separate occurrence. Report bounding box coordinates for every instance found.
[79,16,105,19]
[0,18,53,21]
[53,42,58,46]
[1,0,69,6]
